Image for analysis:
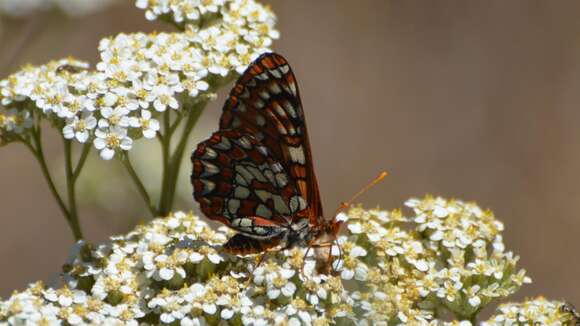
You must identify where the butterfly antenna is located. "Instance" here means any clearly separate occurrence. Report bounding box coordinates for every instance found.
[335,171,388,216]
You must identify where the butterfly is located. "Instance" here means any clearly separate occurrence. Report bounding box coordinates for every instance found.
[191,53,385,268]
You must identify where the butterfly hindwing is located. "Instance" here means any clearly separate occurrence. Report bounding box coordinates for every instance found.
[219,53,323,223]
[191,129,308,239]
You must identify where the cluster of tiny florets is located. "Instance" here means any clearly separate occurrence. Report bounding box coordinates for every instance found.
[0,0,114,17]
[0,0,278,159]
[482,297,577,326]
[1,196,567,325]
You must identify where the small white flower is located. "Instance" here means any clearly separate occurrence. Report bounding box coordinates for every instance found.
[93,127,133,160]
[63,113,97,143]
[129,110,159,139]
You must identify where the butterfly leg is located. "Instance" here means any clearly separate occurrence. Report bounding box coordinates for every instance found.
[244,252,267,288]
[300,245,313,278]
[307,241,336,275]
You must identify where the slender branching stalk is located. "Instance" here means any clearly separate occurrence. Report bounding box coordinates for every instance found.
[19,122,84,240]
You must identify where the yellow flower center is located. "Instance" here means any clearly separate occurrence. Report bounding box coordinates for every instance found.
[106,134,120,148]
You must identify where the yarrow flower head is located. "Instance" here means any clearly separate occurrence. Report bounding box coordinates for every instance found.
[0,0,114,17]
[0,0,278,160]
[0,196,564,325]
[482,297,578,326]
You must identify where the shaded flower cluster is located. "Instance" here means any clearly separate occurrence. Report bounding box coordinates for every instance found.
[0,196,570,325]
[482,297,577,326]
[0,0,113,16]
[0,0,278,159]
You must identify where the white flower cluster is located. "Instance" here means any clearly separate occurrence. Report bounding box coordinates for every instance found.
[0,0,113,16]
[0,0,278,159]
[1,196,564,325]
[136,0,279,46]
[483,297,577,326]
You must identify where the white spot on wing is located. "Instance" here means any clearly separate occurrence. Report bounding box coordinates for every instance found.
[282,101,298,118]
[235,174,248,186]
[228,199,240,214]
[270,83,282,94]
[271,163,283,173]
[201,147,217,159]
[264,170,275,184]
[274,102,287,118]
[235,165,255,183]
[280,65,290,74]
[289,196,307,213]
[234,186,250,199]
[237,102,246,112]
[270,69,282,78]
[275,173,288,187]
[288,80,297,95]
[200,180,215,195]
[235,136,252,149]
[255,189,271,203]
[247,165,268,182]
[256,114,266,126]
[288,145,305,164]
[255,99,265,109]
[201,161,219,177]
[259,89,270,100]
[214,137,231,150]
[257,146,268,155]
[253,227,268,235]
[273,195,290,215]
[256,72,269,81]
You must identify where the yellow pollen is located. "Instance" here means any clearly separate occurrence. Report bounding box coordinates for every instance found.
[141,118,150,129]
[106,134,120,148]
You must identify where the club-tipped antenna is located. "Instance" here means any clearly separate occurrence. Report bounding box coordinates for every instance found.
[335,171,388,216]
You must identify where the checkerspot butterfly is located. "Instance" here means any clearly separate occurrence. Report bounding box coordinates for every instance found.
[191,53,385,266]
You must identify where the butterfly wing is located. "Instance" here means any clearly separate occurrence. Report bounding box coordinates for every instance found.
[219,53,323,223]
[191,130,308,242]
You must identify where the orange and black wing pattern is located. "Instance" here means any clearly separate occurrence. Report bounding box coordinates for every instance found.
[191,53,322,254]
[219,53,323,223]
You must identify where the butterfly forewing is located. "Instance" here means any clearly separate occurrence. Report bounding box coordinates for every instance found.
[219,53,323,223]
[192,53,323,254]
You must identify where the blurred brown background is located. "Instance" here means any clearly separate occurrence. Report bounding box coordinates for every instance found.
[0,0,578,307]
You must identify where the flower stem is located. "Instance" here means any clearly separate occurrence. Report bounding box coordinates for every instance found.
[24,125,84,240]
[158,110,172,215]
[121,153,157,217]
[162,100,208,215]
[63,138,84,240]
[73,142,91,181]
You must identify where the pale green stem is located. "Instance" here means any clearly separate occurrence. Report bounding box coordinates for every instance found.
[163,100,208,215]
[121,153,157,217]
[73,142,91,181]
[23,126,83,240]
[158,110,172,214]
[63,138,83,240]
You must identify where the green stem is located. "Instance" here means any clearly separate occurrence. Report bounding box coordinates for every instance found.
[25,126,83,240]
[122,153,157,217]
[162,100,208,215]
[158,110,172,214]
[63,138,84,240]
[73,142,91,181]
[168,113,185,138]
